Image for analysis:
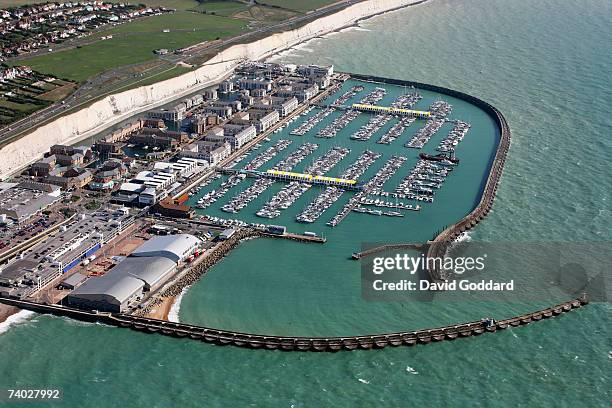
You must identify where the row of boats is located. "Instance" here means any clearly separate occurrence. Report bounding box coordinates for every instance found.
[272,112,301,134]
[360,87,387,104]
[377,116,416,145]
[316,109,360,138]
[304,146,350,175]
[430,100,453,118]
[296,186,344,223]
[326,155,407,227]
[256,145,352,219]
[188,172,221,198]
[243,139,292,171]
[394,159,454,199]
[358,196,420,211]
[332,85,364,106]
[436,120,471,152]
[273,142,319,171]
[295,150,381,224]
[339,149,381,179]
[290,107,335,136]
[200,214,250,228]
[259,147,353,219]
[221,178,274,213]
[351,113,391,141]
[219,143,322,213]
[405,117,446,149]
[352,207,404,217]
[196,173,245,209]
[316,87,392,139]
[405,100,453,149]
[391,89,422,108]
[257,181,311,219]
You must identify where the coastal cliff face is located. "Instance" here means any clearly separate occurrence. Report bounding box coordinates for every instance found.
[0,0,418,179]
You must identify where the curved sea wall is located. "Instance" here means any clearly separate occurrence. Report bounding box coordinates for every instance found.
[347,73,511,282]
[0,295,588,351]
[0,0,424,179]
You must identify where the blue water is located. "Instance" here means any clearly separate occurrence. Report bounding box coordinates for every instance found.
[1,0,611,406]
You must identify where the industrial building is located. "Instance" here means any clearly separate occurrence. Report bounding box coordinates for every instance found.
[59,272,88,290]
[64,234,201,312]
[0,181,62,224]
[131,234,200,263]
[0,208,134,299]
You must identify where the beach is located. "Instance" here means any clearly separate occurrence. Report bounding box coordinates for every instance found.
[0,304,19,325]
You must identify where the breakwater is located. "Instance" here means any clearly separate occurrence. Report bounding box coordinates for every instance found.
[0,295,588,351]
[348,73,511,282]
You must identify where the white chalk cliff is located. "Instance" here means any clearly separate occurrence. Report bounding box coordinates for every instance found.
[0,0,421,179]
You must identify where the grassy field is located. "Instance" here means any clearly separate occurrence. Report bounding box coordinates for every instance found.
[256,0,340,12]
[0,72,75,126]
[189,1,249,16]
[12,12,247,82]
[233,5,298,22]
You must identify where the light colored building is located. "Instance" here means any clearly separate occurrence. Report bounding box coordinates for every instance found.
[206,124,256,150]
[248,109,280,133]
[204,88,218,101]
[203,104,232,118]
[147,105,185,122]
[180,141,231,165]
[238,77,272,91]
[64,274,145,313]
[63,234,198,312]
[218,80,234,93]
[0,181,61,223]
[272,96,298,116]
[131,234,200,263]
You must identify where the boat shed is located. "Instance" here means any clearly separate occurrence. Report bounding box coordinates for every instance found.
[109,256,176,291]
[130,234,200,262]
[64,274,145,313]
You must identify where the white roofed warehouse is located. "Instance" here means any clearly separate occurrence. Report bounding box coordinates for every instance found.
[64,234,200,312]
[131,234,200,263]
[64,274,145,313]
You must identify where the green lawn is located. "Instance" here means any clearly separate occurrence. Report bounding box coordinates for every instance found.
[190,1,249,16]
[13,12,247,82]
[256,0,339,12]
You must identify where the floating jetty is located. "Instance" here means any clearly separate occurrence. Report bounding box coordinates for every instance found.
[0,295,588,352]
[351,243,425,259]
[351,103,431,119]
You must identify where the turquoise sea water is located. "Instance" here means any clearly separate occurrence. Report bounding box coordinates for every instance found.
[1,0,611,406]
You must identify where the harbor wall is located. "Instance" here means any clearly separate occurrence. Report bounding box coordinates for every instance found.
[0,295,587,351]
[347,73,511,282]
[0,0,425,179]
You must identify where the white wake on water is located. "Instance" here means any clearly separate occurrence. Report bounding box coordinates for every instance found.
[168,285,191,323]
[406,366,419,375]
[0,310,36,334]
[453,231,473,243]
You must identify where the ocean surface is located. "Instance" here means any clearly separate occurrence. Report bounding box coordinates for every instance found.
[1,0,610,406]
